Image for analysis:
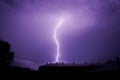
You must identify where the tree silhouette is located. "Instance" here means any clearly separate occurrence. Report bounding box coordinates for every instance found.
[116,57,120,65]
[0,40,14,67]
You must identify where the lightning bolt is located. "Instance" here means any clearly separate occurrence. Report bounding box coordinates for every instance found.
[53,17,64,62]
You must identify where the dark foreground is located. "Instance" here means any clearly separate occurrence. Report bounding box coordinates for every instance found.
[0,64,120,80]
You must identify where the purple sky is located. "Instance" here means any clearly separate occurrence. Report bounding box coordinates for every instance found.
[0,0,120,68]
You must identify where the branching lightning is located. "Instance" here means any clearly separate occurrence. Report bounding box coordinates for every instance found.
[53,17,64,62]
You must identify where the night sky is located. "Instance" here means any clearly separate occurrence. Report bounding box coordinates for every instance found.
[0,0,120,69]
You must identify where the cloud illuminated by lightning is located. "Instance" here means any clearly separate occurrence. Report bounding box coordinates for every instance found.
[53,17,64,62]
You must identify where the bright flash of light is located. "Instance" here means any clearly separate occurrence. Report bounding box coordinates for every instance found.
[53,17,64,62]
